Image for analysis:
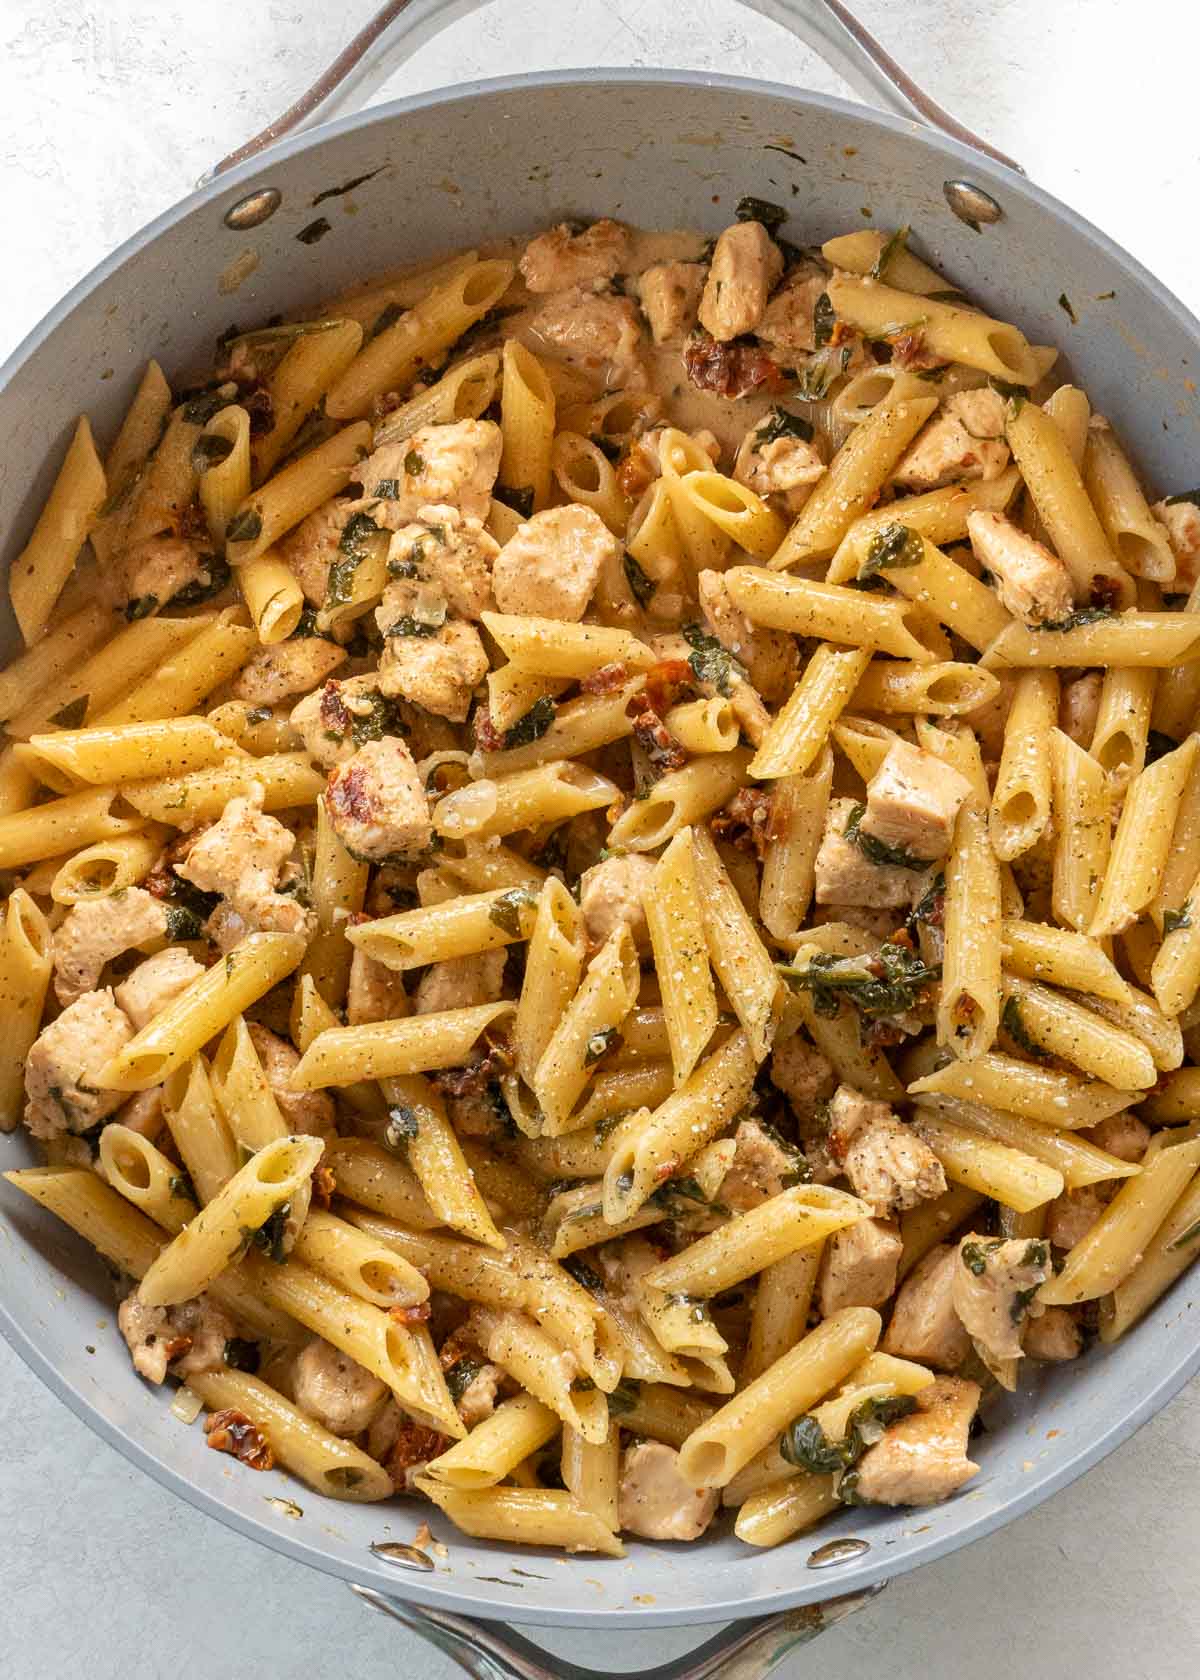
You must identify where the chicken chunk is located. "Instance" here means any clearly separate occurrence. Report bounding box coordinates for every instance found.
[346,947,409,1025]
[754,266,828,358]
[519,218,631,293]
[246,1023,336,1140]
[1023,1305,1082,1362]
[817,1217,903,1315]
[578,852,656,952]
[354,420,503,526]
[527,287,644,384]
[860,741,972,864]
[720,1118,804,1211]
[231,636,347,706]
[290,676,399,770]
[828,1084,947,1216]
[892,389,1010,491]
[383,504,498,620]
[52,886,170,1005]
[815,797,920,910]
[636,261,706,344]
[415,949,507,1015]
[324,736,433,863]
[292,1337,387,1435]
[491,506,620,623]
[1059,670,1103,748]
[25,989,133,1140]
[277,499,352,605]
[115,1086,166,1141]
[1045,1185,1108,1251]
[851,1376,981,1507]
[733,422,826,515]
[1153,496,1200,589]
[376,614,489,722]
[952,1233,1049,1386]
[1084,1112,1150,1163]
[881,1243,971,1370]
[115,947,205,1032]
[618,1440,719,1541]
[967,510,1074,627]
[176,786,314,949]
[697,569,799,704]
[102,534,214,616]
[768,1034,835,1115]
[118,1291,235,1386]
[698,222,783,343]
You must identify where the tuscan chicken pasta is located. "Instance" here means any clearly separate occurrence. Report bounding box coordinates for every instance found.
[7,206,1200,1557]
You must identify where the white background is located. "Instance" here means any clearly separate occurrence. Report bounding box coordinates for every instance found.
[2,3,1199,1676]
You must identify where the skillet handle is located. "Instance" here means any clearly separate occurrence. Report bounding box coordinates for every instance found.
[206,0,1022,179]
[349,1580,886,1679]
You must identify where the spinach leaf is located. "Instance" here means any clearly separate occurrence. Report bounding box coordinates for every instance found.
[494,484,535,519]
[252,1203,290,1264]
[683,623,746,696]
[812,291,835,348]
[844,801,927,871]
[444,1357,485,1403]
[191,433,234,473]
[170,553,232,608]
[1034,606,1115,633]
[778,942,940,1020]
[123,595,158,622]
[735,196,788,232]
[503,695,556,748]
[870,225,910,281]
[50,696,88,729]
[1166,489,1200,509]
[960,1238,1003,1276]
[781,1392,918,1475]
[1164,901,1192,936]
[562,1256,604,1295]
[488,887,539,937]
[856,521,924,584]
[754,407,814,447]
[1001,994,1048,1060]
[623,550,656,607]
[384,1105,420,1151]
[225,506,263,545]
[223,1337,260,1373]
[606,1381,640,1415]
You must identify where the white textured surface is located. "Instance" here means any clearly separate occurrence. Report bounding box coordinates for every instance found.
[1,2,1199,1676]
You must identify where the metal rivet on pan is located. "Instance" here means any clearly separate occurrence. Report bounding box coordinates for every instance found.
[370,1540,436,1573]
[807,1537,871,1569]
[224,187,282,230]
[943,180,1003,231]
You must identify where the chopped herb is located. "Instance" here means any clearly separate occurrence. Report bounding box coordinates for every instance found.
[779,941,940,1020]
[384,1105,420,1151]
[123,594,158,622]
[563,1256,604,1294]
[1146,730,1180,763]
[50,696,88,729]
[812,291,835,348]
[735,195,788,231]
[1001,994,1047,1059]
[225,507,263,545]
[503,695,557,748]
[488,886,538,937]
[494,483,535,519]
[1034,607,1115,634]
[623,550,656,607]
[296,216,332,245]
[857,521,924,584]
[445,1357,485,1403]
[961,1238,1003,1276]
[754,407,814,447]
[252,1203,290,1264]
[164,904,203,941]
[870,224,910,280]
[683,622,746,696]
[585,1027,618,1064]
[1165,901,1193,936]
[223,1337,260,1373]
[182,389,234,426]
[844,801,926,870]
[191,433,234,473]
[1058,291,1078,324]
[170,553,232,607]
[606,1380,640,1415]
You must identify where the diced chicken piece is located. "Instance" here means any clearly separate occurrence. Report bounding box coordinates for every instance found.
[768,1033,835,1115]
[636,261,706,344]
[246,1023,336,1140]
[697,569,798,704]
[720,1118,803,1211]
[354,420,502,526]
[519,218,631,293]
[118,1291,235,1386]
[115,946,205,1031]
[24,989,133,1140]
[618,1440,719,1541]
[101,534,214,615]
[1153,496,1200,589]
[698,222,783,343]
[817,1217,903,1315]
[324,737,433,863]
[579,852,656,952]
[860,741,972,864]
[276,499,353,605]
[1084,1112,1150,1163]
[415,949,507,1015]
[376,615,489,722]
[383,504,498,620]
[881,1243,972,1370]
[733,424,826,515]
[527,287,645,384]
[851,1376,981,1507]
[1059,671,1103,748]
[828,1084,946,1216]
[1046,1185,1109,1251]
[952,1233,1050,1385]
[491,506,619,622]
[115,1086,165,1141]
[52,886,170,1006]
[967,510,1074,627]
[755,267,828,358]
[346,947,409,1026]
[290,676,398,770]
[815,797,920,910]
[293,1337,387,1435]
[176,786,314,949]
[892,390,1010,492]
[1023,1305,1082,1361]
[231,636,347,706]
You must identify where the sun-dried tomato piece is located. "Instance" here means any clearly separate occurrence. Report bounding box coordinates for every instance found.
[711,787,775,858]
[473,706,504,753]
[204,1408,274,1471]
[386,1421,451,1489]
[683,330,786,399]
[580,661,629,695]
[642,657,695,715]
[628,699,687,774]
[390,1301,433,1326]
[311,1163,336,1208]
